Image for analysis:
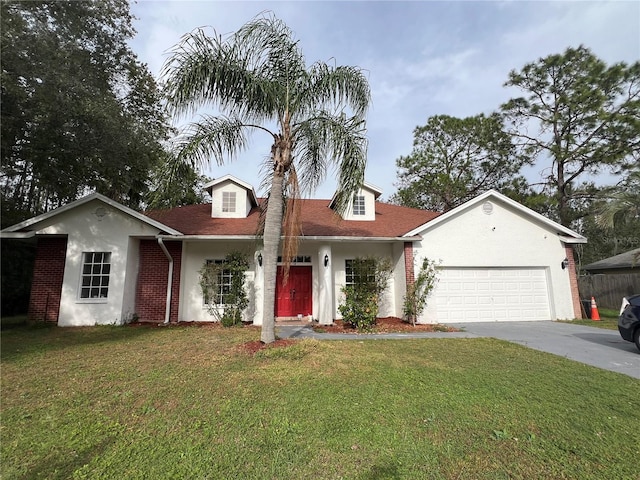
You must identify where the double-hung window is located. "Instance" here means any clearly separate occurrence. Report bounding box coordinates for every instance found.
[79,252,111,299]
[345,258,376,290]
[204,260,233,306]
[353,195,366,216]
[222,191,236,213]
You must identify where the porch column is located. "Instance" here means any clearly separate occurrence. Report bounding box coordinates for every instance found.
[318,245,333,325]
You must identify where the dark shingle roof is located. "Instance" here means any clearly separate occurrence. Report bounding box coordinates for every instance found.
[583,248,640,271]
[145,199,439,238]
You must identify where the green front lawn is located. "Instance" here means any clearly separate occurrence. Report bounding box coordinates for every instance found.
[560,308,619,330]
[2,323,638,479]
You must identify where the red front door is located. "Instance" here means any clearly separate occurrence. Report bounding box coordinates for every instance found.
[275,266,312,317]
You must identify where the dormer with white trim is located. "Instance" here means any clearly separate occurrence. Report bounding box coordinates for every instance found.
[204,175,258,219]
[330,182,382,221]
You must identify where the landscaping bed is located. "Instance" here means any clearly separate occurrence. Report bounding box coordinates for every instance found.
[313,316,458,333]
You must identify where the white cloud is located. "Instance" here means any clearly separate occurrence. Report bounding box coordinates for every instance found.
[128,0,640,199]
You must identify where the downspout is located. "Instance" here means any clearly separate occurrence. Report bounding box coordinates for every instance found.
[157,237,173,324]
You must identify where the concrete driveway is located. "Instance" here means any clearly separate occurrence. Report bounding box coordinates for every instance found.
[451,321,640,379]
[278,321,640,379]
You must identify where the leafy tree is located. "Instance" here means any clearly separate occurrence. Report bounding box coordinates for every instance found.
[577,166,640,267]
[146,160,209,210]
[162,13,370,343]
[392,114,525,211]
[501,45,640,227]
[1,0,170,217]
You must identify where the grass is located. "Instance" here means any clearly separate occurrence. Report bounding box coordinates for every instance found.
[560,308,619,330]
[2,322,639,479]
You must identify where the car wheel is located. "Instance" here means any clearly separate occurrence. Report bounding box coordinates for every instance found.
[635,328,640,352]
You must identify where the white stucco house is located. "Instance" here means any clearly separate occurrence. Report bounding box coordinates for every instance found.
[1,175,586,326]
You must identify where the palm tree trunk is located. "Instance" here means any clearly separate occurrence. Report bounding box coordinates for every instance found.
[261,172,285,343]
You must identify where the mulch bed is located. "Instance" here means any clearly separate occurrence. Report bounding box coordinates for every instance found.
[129,318,458,354]
[312,317,458,334]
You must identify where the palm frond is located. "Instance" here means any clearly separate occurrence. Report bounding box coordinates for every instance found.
[293,112,368,210]
[296,63,371,119]
[162,27,282,123]
[170,115,252,170]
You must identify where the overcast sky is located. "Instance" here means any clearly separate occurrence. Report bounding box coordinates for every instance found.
[129,0,640,200]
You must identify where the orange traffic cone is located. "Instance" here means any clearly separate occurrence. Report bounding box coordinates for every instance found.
[590,296,601,321]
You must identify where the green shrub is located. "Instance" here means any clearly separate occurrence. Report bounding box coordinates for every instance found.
[199,251,249,327]
[403,258,440,325]
[338,288,378,331]
[338,256,392,331]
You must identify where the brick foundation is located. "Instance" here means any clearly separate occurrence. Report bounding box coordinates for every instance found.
[136,240,182,322]
[28,237,67,322]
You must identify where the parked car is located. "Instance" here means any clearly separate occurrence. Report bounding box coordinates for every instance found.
[618,294,640,352]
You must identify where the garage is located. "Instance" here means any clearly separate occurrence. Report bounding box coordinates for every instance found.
[433,268,552,322]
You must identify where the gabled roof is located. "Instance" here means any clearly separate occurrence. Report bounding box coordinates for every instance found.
[203,174,258,208]
[328,181,383,210]
[402,189,587,243]
[145,199,439,238]
[583,248,640,271]
[1,193,183,236]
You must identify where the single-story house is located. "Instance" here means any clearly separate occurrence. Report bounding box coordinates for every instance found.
[580,248,640,309]
[583,248,640,275]
[1,175,586,326]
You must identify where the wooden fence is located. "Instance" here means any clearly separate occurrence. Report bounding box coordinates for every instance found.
[578,273,640,310]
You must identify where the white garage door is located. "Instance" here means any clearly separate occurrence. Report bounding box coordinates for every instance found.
[433,268,551,322]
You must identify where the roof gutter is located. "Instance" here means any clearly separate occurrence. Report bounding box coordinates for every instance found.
[156,234,423,242]
[156,237,173,324]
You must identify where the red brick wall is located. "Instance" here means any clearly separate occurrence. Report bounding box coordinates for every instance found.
[565,246,582,318]
[28,237,67,322]
[404,242,415,288]
[136,240,182,322]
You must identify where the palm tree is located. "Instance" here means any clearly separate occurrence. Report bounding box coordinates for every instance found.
[597,168,640,228]
[162,13,370,343]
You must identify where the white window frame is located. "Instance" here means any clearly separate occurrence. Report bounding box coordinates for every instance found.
[78,252,111,302]
[222,191,236,213]
[345,258,376,288]
[203,259,233,306]
[353,195,366,216]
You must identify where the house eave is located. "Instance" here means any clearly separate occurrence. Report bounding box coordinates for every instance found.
[158,234,422,242]
[0,231,36,239]
[559,235,587,244]
[1,193,183,236]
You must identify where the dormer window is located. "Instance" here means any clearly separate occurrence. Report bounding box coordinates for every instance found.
[353,195,366,216]
[222,192,236,213]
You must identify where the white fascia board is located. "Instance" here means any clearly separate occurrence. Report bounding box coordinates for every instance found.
[0,231,36,239]
[2,192,183,236]
[559,235,588,244]
[402,189,586,241]
[159,235,421,242]
[203,174,258,207]
[158,235,257,241]
[297,235,415,242]
[328,181,384,208]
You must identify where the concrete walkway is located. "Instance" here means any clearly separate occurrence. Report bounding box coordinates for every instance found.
[276,321,640,379]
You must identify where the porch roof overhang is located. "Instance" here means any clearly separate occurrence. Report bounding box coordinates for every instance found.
[157,234,423,242]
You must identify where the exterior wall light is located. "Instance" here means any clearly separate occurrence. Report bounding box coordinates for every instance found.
[257,253,263,267]
[324,254,329,267]
[561,258,569,270]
